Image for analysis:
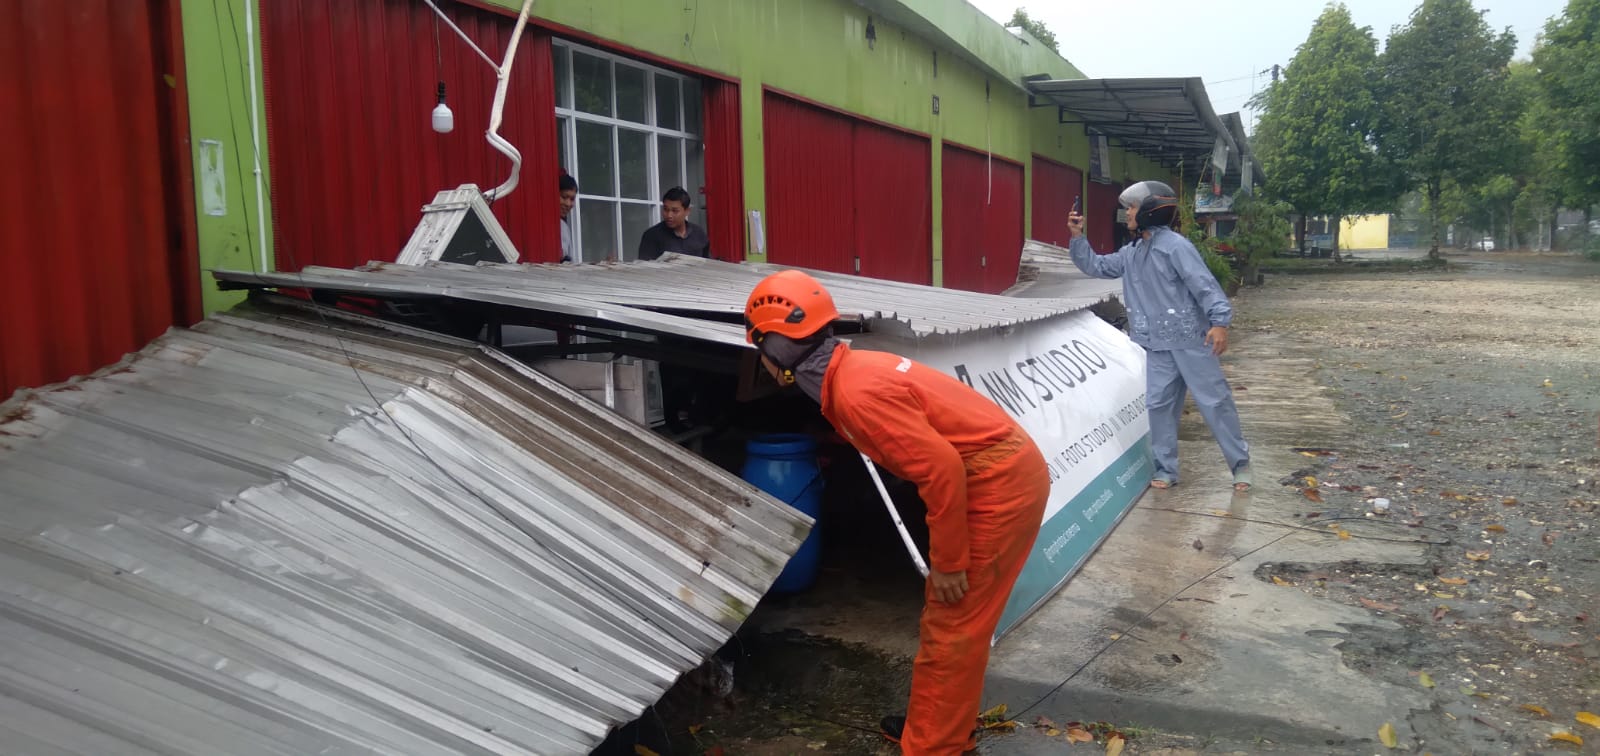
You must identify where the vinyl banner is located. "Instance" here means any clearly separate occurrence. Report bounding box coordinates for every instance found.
[897,310,1151,641]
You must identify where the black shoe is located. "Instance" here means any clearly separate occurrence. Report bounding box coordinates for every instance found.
[879,715,906,744]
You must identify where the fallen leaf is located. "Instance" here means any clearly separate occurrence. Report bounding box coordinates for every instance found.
[1543,531,1557,546]
[1379,721,1398,748]
[1208,509,1231,516]
[1306,511,1322,518]
[1512,611,1540,623]
[1391,409,1409,419]
[1428,429,1442,436]
[1192,539,1204,551]
[1514,590,1535,601]
[1338,529,1352,540]
[1433,605,1450,621]
[980,704,1008,722]
[1361,598,1400,611]
[1272,576,1293,587]
[1542,379,1554,387]
[1419,671,1436,688]
[1549,732,1583,746]
[1466,550,1492,561]
[688,724,703,735]
[1502,496,1519,506]
[634,747,659,756]
[1521,704,1551,717]
[1577,711,1600,729]
[1484,524,1507,533]
[1066,727,1094,743]
[1179,631,1191,641]
[1035,716,1058,730]
[1303,488,1324,503]
[1439,576,1468,586]
[1104,734,1126,756]
[1433,592,1456,599]
[1304,475,1319,488]
[805,742,827,751]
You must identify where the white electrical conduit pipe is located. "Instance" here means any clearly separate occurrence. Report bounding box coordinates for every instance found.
[421,0,534,202]
[245,0,269,273]
[861,452,931,578]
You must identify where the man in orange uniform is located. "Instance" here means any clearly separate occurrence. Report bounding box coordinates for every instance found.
[745,270,1050,755]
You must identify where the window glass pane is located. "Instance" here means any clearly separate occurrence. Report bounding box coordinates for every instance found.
[553,45,571,109]
[616,63,648,124]
[572,52,612,117]
[579,199,618,262]
[657,135,683,198]
[576,121,614,196]
[686,137,706,226]
[618,128,651,200]
[621,203,657,262]
[654,76,680,131]
[556,116,570,176]
[682,77,703,135]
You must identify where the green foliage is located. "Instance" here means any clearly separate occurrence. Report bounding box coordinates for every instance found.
[1532,0,1600,209]
[1007,8,1058,53]
[1230,193,1294,264]
[1255,4,1400,228]
[1586,234,1600,262]
[1177,184,1237,289]
[1378,0,1517,254]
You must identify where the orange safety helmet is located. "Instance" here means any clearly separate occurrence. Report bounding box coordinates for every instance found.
[744,270,840,345]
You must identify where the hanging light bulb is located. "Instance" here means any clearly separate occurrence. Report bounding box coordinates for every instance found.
[432,81,454,134]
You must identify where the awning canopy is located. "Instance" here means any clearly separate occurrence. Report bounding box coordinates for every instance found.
[1026,77,1240,187]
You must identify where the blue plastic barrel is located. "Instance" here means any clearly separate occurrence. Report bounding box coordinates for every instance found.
[742,433,824,593]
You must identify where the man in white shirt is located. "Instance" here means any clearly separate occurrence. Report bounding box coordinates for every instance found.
[559,174,578,262]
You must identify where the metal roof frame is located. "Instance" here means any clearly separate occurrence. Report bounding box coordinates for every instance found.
[1026,77,1240,184]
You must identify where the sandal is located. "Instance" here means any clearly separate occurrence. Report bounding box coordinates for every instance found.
[1232,464,1253,492]
[1151,475,1177,489]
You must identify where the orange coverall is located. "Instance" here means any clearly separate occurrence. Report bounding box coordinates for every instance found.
[820,343,1050,755]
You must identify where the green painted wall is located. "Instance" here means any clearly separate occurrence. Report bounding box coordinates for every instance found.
[180,0,272,316]
[177,0,1158,293]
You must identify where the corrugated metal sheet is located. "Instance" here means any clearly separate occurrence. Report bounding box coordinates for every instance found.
[0,302,809,755]
[940,144,1024,294]
[213,255,1111,339]
[854,122,932,285]
[0,0,200,399]
[702,80,745,261]
[1087,179,1124,254]
[1004,239,1124,301]
[261,0,561,269]
[762,93,855,274]
[762,91,932,283]
[1031,156,1083,247]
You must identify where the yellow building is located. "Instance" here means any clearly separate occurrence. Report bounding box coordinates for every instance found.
[1340,214,1391,250]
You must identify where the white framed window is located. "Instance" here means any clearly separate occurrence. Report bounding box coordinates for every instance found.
[555,40,705,263]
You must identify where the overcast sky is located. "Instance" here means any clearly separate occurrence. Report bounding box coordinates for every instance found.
[968,0,1567,127]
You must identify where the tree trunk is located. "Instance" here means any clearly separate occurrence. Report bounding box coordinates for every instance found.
[1332,215,1344,263]
[1427,181,1442,260]
[1549,208,1560,251]
[1295,215,1307,256]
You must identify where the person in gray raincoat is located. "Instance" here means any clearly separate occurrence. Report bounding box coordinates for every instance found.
[1066,180,1251,491]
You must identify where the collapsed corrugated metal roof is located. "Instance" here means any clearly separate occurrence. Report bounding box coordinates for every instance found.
[1005,240,1125,300]
[0,302,809,755]
[214,254,1108,341]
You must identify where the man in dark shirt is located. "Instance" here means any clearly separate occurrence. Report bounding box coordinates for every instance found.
[637,186,710,260]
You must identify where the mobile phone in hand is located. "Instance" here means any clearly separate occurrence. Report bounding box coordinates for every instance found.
[1071,195,1081,214]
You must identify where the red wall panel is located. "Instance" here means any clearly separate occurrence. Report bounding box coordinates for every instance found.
[702,80,745,262]
[261,0,560,270]
[940,145,1024,294]
[762,94,855,274]
[853,123,932,284]
[0,0,199,398]
[1031,156,1083,247]
[1087,180,1124,254]
[763,91,931,283]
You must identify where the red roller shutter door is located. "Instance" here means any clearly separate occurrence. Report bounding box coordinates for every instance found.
[1031,156,1083,247]
[261,0,561,270]
[762,91,932,283]
[1087,180,1124,254]
[940,144,1024,293]
[0,0,200,397]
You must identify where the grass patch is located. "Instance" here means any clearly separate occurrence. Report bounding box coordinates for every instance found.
[1258,256,1448,275]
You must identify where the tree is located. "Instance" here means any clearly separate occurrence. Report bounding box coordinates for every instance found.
[1253,4,1399,262]
[1008,8,1059,53]
[1378,0,1517,258]
[1532,0,1600,229]
[1229,193,1294,283]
